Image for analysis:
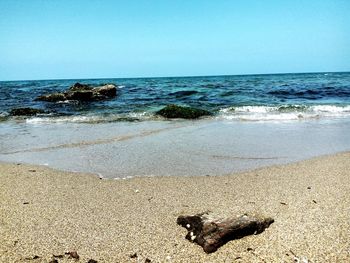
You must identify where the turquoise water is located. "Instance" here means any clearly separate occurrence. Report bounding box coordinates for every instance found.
[1,72,350,122]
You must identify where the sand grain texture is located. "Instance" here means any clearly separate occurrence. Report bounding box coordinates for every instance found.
[1,153,350,262]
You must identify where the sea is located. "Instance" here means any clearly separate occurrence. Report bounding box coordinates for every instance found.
[1,72,350,178]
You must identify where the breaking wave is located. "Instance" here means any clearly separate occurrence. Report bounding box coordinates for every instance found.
[22,104,350,124]
[218,105,350,121]
[26,112,154,124]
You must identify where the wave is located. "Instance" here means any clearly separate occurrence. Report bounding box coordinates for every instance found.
[267,87,350,99]
[218,105,350,121]
[25,112,155,124]
[0,111,9,122]
[6,104,350,124]
[168,90,198,97]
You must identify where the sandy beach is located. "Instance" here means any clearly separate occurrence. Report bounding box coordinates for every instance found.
[2,1,350,262]
[1,152,349,262]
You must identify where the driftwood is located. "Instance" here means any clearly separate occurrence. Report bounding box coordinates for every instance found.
[177,212,274,253]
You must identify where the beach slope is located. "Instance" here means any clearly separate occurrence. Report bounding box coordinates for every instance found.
[1,153,349,262]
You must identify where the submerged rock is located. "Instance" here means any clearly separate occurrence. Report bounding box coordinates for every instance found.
[35,82,117,102]
[10,107,46,116]
[156,105,211,119]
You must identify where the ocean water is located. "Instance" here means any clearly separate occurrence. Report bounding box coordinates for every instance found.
[1,72,350,178]
[1,72,350,123]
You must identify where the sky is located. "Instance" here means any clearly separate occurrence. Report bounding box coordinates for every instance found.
[0,0,349,81]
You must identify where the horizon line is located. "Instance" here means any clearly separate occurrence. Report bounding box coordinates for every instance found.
[1,70,349,82]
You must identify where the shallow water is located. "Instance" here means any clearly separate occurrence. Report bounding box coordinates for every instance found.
[1,118,350,178]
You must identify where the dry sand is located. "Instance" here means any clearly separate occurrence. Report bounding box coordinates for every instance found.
[0,152,349,262]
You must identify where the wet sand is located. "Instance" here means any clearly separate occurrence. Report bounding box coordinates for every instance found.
[1,152,349,262]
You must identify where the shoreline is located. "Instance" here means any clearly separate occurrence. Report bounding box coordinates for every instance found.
[1,152,349,262]
[2,118,350,178]
[1,150,350,181]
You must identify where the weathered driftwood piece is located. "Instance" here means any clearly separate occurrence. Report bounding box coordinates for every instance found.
[177,212,274,253]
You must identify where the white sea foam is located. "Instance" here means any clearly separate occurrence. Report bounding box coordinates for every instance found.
[219,112,303,121]
[22,105,350,123]
[219,105,350,121]
[25,112,152,124]
[221,106,276,113]
[56,100,78,104]
[310,105,350,113]
[27,116,94,124]
[0,111,9,118]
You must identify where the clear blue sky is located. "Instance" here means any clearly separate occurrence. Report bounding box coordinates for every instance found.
[0,0,349,80]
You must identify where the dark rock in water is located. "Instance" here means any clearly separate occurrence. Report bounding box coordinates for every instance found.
[35,92,66,102]
[10,107,46,116]
[69,82,92,91]
[87,259,98,263]
[177,212,274,253]
[94,84,117,97]
[35,83,117,102]
[156,105,211,119]
[65,90,94,101]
